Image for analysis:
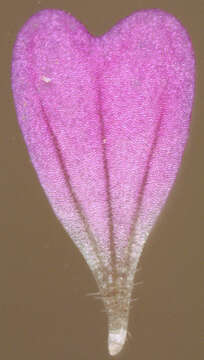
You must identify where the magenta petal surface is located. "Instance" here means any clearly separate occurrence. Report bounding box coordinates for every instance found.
[12,9,195,355]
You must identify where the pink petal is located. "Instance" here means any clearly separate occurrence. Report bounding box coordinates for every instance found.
[12,9,195,355]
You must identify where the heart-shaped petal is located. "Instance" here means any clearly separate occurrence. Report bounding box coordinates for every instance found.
[11,9,195,355]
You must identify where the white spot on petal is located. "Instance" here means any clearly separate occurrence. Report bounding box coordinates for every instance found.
[41,75,52,83]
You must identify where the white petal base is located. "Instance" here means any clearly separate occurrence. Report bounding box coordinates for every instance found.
[108,327,127,356]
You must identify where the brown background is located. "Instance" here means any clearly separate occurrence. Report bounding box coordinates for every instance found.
[0,0,203,359]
